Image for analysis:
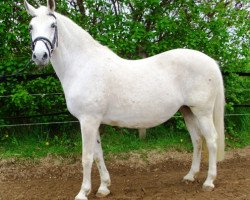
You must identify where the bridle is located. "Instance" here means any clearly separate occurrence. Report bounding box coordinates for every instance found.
[30,13,58,58]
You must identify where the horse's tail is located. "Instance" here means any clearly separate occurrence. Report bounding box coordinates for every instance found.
[213,71,225,162]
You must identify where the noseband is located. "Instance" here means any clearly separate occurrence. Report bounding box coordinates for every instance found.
[31,13,58,57]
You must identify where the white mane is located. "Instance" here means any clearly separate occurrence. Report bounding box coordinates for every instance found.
[54,10,119,59]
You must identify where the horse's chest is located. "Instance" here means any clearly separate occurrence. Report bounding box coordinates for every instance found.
[63,84,107,118]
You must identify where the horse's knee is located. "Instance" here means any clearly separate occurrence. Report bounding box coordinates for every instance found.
[83,153,94,164]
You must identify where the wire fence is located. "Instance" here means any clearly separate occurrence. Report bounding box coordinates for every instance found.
[0,121,79,128]
[0,71,249,128]
[0,113,249,128]
[1,71,249,83]
[1,89,250,99]
[0,93,63,98]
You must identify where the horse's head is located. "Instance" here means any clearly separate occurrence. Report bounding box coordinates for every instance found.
[24,0,58,66]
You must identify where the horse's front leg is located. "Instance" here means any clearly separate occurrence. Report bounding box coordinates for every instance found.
[75,116,101,200]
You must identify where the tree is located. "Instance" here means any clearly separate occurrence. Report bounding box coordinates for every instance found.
[0,0,249,136]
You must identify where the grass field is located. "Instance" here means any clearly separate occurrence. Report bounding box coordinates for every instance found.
[0,113,249,159]
[0,124,192,158]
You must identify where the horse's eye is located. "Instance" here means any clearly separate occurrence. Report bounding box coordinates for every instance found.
[51,23,56,28]
[29,25,33,31]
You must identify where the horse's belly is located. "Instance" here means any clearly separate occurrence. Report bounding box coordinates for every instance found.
[102,97,181,128]
[102,115,170,129]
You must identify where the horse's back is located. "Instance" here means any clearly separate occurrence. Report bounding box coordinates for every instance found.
[152,49,220,74]
[102,48,222,128]
[155,49,223,107]
[111,48,222,102]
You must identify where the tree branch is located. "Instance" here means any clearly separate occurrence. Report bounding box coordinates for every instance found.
[110,0,118,16]
[76,0,85,17]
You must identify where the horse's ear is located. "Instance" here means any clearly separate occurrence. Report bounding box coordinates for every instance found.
[24,0,36,16]
[47,0,56,12]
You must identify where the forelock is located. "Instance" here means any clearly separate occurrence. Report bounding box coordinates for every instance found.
[35,6,50,16]
[30,6,56,23]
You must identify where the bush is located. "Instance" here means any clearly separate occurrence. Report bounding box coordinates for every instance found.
[0,0,249,138]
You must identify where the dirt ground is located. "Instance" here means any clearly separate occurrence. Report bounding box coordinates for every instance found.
[0,147,249,200]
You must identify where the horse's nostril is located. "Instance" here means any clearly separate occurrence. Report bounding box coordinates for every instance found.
[43,52,48,60]
[33,54,37,59]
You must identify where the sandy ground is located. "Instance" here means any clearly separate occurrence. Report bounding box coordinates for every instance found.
[0,147,249,200]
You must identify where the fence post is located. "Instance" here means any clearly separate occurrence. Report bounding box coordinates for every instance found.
[139,128,147,139]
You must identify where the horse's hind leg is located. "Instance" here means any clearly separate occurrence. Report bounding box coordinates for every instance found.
[191,108,217,190]
[94,131,111,197]
[180,106,202,182]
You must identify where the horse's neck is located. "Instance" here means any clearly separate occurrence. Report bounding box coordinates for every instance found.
[50,13,115,83]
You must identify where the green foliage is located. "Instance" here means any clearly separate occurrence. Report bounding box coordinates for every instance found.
[0,0,249,145]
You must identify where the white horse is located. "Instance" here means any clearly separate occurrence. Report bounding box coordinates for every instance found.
[24,1,225,199]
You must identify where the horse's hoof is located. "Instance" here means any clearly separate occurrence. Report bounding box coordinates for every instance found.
[75,197,88,200]
[75,192,88,200]
[96,188,110,198]
[202,184,214,192]
[182,175,195,183]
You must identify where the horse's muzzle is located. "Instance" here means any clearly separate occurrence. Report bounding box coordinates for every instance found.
[32,51,50,66]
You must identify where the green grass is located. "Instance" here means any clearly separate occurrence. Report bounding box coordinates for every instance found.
[226,131,250,148]
[225,107,250,148]
[0,130,81,158]
[101,125,192,154]
[0,114,249,159]
[0,124,192,159]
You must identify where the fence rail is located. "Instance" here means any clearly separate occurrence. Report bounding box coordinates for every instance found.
[2,104,250,121]
[1,113,249,128]
[0,71,249,83]
[0,72,56,82]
